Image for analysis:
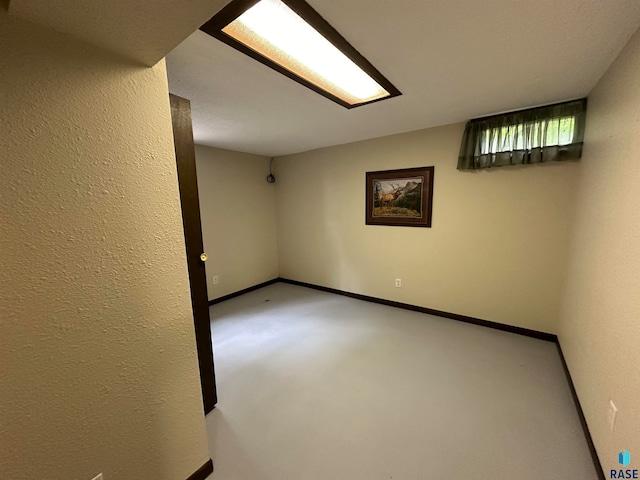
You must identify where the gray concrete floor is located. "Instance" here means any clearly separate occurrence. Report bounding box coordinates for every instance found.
[205,283,597,479]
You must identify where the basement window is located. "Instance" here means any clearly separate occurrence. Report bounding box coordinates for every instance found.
[200,0,401,109]
[458,98,587,170]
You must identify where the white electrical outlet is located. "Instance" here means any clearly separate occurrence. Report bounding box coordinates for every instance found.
[395,278,402,288]
[608,400,618,431]
[213,275,219,285]
[91,474,103,480]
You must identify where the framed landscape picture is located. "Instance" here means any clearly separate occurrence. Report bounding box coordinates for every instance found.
[365,166,434,227]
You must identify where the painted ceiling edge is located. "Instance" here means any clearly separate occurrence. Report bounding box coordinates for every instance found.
[199,0,402,109]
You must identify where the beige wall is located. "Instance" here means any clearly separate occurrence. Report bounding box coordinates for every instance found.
[559,27,640,467]
[275,124,580,333]
[1,12,209,480]
[195,145,279,300]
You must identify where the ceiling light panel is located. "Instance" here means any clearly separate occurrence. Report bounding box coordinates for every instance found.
[201,0,401,108]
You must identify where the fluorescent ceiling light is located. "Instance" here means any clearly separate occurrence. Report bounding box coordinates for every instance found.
[201,0,401,108]
[223,0,387,104]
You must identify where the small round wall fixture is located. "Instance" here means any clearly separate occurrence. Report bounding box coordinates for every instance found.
[267,157,276,183]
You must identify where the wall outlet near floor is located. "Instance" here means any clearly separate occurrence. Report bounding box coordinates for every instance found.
[608,400,618,431]
[91,474,103,480]
[395,278,402,288]
[213,275,219,285]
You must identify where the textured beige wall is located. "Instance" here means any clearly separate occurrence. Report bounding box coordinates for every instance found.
[1,12,209,480]
[195,145,279,300]
[559,27,640,468]
[275,124,580,333]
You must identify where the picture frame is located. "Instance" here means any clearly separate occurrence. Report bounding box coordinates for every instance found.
[365,166,434,227]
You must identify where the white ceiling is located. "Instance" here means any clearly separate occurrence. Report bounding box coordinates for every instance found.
[9,0,640,156]
[8,0,229,66]
[166,0,640,157]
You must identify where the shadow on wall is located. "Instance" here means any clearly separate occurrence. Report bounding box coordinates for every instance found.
[456,159,581,175]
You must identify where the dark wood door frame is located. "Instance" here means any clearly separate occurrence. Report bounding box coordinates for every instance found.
[170,93,217,413]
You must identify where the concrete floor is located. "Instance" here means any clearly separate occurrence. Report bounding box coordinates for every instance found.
[204,283,597,480]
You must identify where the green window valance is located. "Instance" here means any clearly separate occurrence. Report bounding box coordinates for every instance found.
[458,98,587,170]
